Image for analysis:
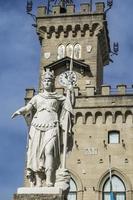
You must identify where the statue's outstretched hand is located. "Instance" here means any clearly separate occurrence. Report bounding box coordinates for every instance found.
[11,104,32,119]
[11,110,21,119]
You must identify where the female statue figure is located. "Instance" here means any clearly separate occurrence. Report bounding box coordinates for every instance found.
[12,70,73,187]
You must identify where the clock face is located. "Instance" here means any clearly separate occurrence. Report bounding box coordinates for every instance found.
[59,71,77,87]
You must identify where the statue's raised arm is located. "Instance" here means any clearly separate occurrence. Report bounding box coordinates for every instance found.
[11,103,33,119]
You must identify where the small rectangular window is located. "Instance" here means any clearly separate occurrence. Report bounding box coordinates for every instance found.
[108,131,120,144]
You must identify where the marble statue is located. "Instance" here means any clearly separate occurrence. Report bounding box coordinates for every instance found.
[12,70,73,188]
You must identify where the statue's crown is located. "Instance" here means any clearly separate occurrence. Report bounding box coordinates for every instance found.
[44,69,54,80]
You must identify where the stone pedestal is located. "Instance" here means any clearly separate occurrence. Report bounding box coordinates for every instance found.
[13,194,64,200]
[13,187,65,200]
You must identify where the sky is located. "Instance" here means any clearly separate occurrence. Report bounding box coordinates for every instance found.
[0,0,133,199]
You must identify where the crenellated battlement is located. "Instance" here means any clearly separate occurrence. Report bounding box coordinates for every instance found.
[54,84,133,97]
[24,85,133,101]
[37,2,105,17]
[24,88,35,104]
[86,84,132,96]
[36,2,107,40]
[25,85,133,102]
[24,86,133,126]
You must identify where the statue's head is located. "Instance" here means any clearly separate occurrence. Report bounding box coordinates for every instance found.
[42,69,55,91]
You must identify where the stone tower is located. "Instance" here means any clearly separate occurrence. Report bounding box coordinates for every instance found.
[14,1,133,200]
[36,2,110,93]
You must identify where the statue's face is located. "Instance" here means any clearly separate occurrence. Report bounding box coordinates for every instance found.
[43,78,53,91]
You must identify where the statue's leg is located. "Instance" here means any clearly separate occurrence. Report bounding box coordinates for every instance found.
[45,169,54,187]
[26,169,36,187]
[45,140,55,187]
[35,171,43,187]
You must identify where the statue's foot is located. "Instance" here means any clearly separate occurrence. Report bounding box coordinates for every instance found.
[37,182,42,187]
[30,181,36,187]
[35,173,43,187]
[46,181,54,187]
[45,169,54,187]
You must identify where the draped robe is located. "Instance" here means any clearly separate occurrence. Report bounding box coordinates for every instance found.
[26,91,73,175]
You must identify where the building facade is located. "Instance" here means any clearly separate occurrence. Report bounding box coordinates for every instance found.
[24,2,133,200]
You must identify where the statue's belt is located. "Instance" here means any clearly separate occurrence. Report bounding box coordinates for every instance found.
[31,121,58,132]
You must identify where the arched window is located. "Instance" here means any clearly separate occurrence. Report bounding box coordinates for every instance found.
[103,175,126,200]
[57,44,65,60]
[66,44,73,58]
[108,131,120,144]
[74,44,81,59]
[68,178,77,200]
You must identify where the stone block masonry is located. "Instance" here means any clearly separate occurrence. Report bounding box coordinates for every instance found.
[13,194,64,200]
